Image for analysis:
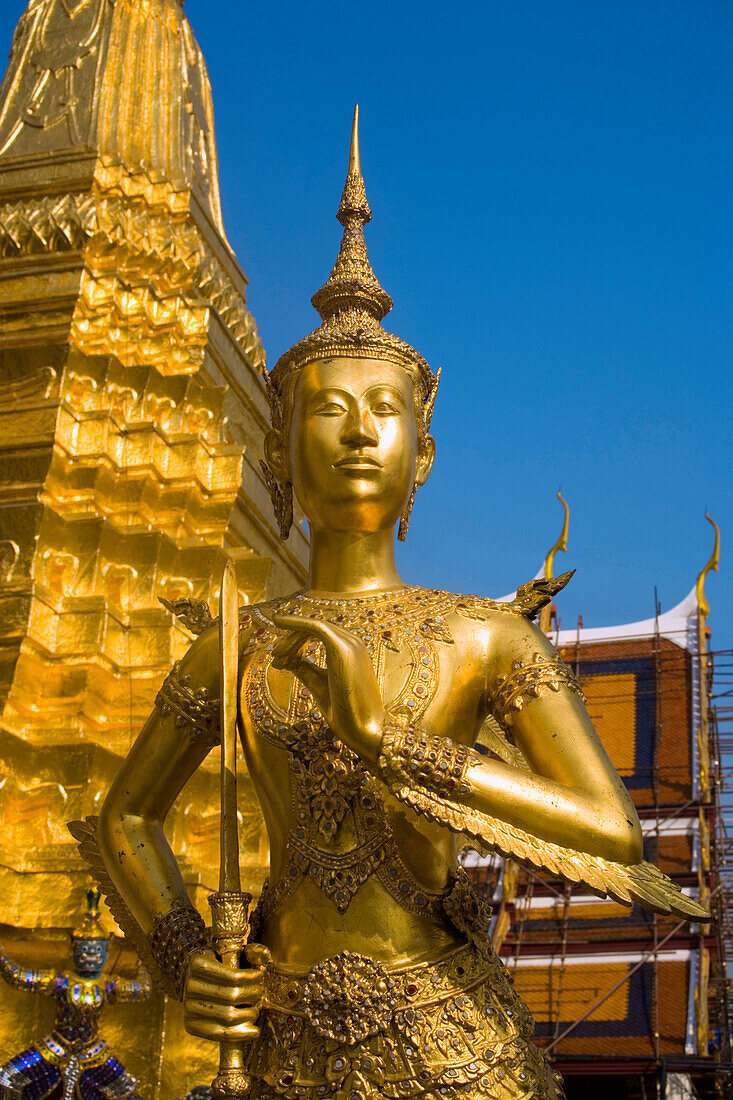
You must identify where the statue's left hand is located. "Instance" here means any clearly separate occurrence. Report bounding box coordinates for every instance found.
[271,615,386,760]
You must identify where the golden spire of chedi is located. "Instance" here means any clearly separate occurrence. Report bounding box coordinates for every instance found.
[0,1,306,1088]
[0,0,226,238]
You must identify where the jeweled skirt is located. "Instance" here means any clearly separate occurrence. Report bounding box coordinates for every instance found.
[245,940,565,1100]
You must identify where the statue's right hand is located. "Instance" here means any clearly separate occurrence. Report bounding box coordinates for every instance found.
[184,944,268,1042]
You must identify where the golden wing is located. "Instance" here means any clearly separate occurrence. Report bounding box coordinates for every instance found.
[387,781,709,921]
[68,816,180,997]
[159,597,214,636]
[510,570,576,618]
[475,714,530,771]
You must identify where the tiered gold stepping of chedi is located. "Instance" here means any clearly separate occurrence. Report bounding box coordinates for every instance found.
[0,1,306,1091]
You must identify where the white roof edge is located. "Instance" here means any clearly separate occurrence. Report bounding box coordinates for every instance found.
[494,574,700,651]
[553,583,700,650]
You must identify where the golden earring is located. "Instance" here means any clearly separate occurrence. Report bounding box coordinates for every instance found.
[260,461,293,540]
[398,485,417,542]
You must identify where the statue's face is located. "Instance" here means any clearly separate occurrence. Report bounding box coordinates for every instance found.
[272,357,434,533]
[73,938,108,978]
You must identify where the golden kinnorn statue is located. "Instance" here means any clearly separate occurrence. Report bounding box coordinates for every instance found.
[71,107,708,1100]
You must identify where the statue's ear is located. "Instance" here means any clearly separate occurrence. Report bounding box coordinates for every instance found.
[415,434,436,487]
[264,429,289,482]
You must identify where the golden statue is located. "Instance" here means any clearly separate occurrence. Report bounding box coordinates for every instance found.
[72,107,708,1100]
[0,890,150,1100]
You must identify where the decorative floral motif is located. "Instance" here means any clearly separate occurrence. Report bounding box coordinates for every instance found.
[490,653,585,727]
[154,662,220,745]
[301,953,395,1043]
[291,724,364,844]
[252,942,565,1100]
[442,868,494,950]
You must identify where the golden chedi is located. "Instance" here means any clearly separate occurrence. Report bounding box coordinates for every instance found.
[74,107,709,1099]
[0,0,306,1092]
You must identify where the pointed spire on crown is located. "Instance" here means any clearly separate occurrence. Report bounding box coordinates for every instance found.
[270,106,438,449]
[311,105,393,322]
[72,888,107,941]
[337,103,371,225]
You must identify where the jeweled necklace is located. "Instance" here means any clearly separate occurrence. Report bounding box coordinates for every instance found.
[242,586,455,656]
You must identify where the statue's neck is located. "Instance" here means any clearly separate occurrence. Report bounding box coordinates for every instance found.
[306,526,403,595]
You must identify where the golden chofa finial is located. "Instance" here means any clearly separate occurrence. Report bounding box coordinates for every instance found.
[696,513,720,621]
[543,492,570,581]
[310,105,393,322]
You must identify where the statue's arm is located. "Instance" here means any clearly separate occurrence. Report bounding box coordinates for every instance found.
[96,626,222,995]
[88,623,268,1024]
[380,614,641,864]
[0,949,56,994]
[469,614,642,863]
[106,970,152,1003]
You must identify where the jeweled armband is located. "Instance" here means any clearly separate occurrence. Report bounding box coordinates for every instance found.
[0,954,56,993]
[491,651,585,726]
[378,722,471,799]
[155,662,220,745]
[148,903,209,1000]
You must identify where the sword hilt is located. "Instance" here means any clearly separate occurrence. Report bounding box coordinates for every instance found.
[209,891,252,1100]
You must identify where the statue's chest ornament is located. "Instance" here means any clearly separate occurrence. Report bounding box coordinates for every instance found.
[242,588,459,917]
[67,981,104,1011]
[242,585,457,723]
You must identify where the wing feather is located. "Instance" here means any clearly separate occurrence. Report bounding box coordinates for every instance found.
[390,784,709,921]
[68,816,179,997]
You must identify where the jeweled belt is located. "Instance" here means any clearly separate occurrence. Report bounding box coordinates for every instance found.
[40,1034,107,1067]
[265,942,493,1045]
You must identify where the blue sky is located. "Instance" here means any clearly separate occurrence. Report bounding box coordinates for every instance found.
[2,1,730,649]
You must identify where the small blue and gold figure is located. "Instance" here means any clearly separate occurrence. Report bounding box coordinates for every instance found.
[0,890,150,1100]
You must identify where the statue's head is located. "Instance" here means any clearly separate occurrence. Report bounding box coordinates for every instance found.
[263,107,439,541]
[73,937,109,978]
[71,888,109,978]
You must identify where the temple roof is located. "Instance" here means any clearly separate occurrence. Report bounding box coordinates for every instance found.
[552,583,700,650]
[495,506,719,653]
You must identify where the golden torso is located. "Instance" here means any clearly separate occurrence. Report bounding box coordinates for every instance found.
[237,585,499,969]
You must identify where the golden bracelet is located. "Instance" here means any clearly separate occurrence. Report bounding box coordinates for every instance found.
[378,722,471,799]
[148,903,209,1000]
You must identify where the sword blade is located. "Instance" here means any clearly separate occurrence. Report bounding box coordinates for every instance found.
[219,559,241,894]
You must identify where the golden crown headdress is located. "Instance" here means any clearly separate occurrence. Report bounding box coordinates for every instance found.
[264,107,440,540]
[72,888,108,941]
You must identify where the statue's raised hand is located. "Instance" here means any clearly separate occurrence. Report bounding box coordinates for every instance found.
[271,615,386,760]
